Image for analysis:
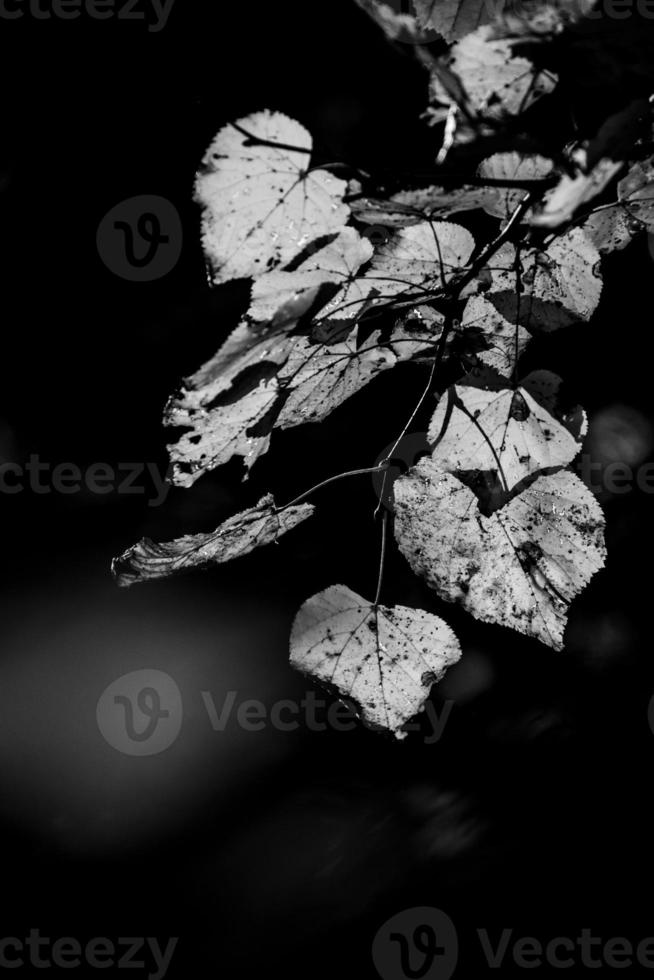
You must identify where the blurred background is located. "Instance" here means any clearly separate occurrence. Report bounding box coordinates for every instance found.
[1,1,654,975]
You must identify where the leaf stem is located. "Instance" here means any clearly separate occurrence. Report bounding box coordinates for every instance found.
[373,356,438,520]
[373,509,389,608]
[278,464,389,512]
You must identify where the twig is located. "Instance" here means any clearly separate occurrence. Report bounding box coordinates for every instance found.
[278,464,389,512]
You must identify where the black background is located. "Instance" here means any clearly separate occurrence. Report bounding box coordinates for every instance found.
[1,1,654,977]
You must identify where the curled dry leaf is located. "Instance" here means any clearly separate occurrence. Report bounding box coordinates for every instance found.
[428,384,585,492]
[196,111,349,284]
[112,496,314,588]
[394,461,606,650]
[290,584,461,736]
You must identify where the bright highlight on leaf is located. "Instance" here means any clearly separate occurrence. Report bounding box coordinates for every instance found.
[394,461,606,651]
[290,584,462,736]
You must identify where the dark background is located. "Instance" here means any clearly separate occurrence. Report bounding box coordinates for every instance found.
[1,1,654,976]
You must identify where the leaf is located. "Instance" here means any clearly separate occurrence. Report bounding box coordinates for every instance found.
[112,495,314,587]
[493,0,583,36]
[391,306,446,360]
[531,159,622,229]
[165,322,294,487]
[413,0,506,43]
[520,369,588,443]
[477,152,553,221]
[582,155,654,253]
[394,462,606,650]
[429,26,558,122]
[317,220,475,321]
[276,319,440,429]
[248,228,374,323]
[489,229,602,331]
[196,111,349,284]
[535,102,649,230]
[350,185,493,227]
[353,0,426,43]
[289,584,461,735]
[427,384,585,492]
[461,293,531,377]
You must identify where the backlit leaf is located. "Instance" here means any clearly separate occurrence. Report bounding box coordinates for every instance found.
[317,220,475,321]
[196,111,349,284]
[583,155,654,253]
[394,462,606,650]
[248,228,373,323]
[461,293,531,377]
[290,584,461,735]
[477,152,553,221]
[164,322,294,486]
[428,384,585,492]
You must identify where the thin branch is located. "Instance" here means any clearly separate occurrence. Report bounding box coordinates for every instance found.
[374,356,438,519]
[278,464,389,512]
